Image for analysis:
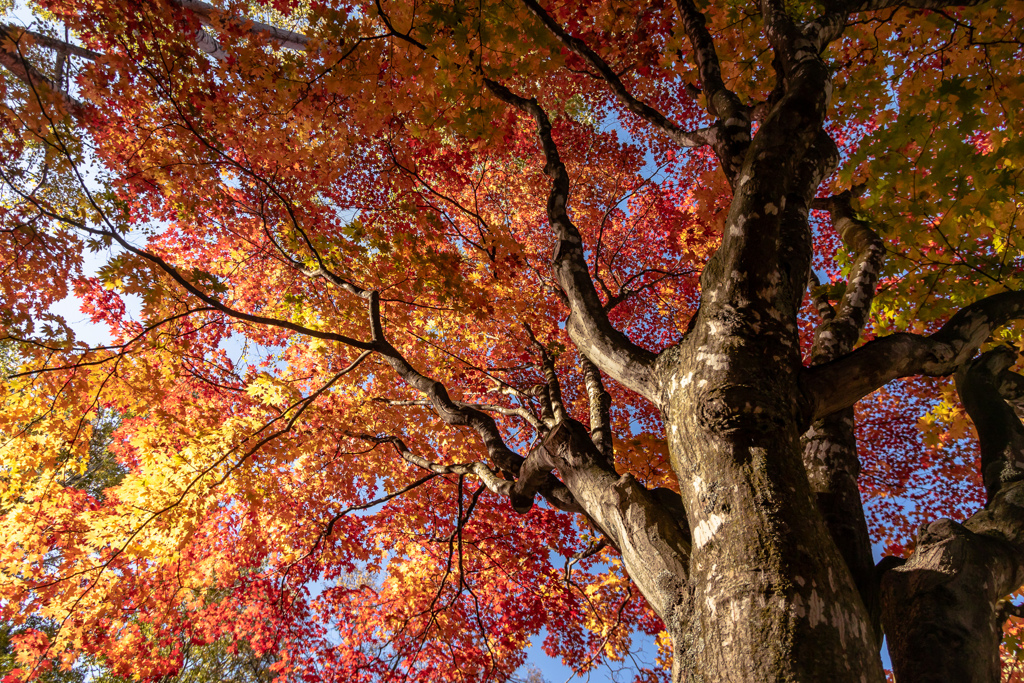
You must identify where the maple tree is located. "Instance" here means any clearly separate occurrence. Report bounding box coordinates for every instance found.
[0,0,1023,681]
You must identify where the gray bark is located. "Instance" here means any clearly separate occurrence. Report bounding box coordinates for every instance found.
[881,349,1024,682]
[6,1,1024,682]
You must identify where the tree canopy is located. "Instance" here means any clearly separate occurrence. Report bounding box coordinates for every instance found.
[0,0,1023,681]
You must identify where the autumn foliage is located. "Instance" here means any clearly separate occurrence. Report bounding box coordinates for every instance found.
[0,0,1022,681]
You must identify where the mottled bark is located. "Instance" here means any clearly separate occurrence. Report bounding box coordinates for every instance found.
[9,2,1024,682]
[801,193,884,635]
[581,355,613,460]
[881,349,1024,682]
[804,291,1024,420]
[802,410,879,633]
[483,78,661,402]
[514,421,693,681]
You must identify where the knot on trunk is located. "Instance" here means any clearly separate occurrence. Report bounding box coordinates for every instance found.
[696,385,788,437]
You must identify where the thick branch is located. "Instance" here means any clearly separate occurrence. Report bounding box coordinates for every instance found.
[581,355,613,462]
[808,271,836,322]
[524,323,568,424]
[483,79,660,403]
[956,348,1024,503]
[804,290,1024,421]
[670,0,743,122]
[802,195,884,637]
[809,191,884,364]
[670,0,751,180]
[520,420,691,672]
[846,0,991,12]
[374,397,545,433]
[0,25,101,61]
[882,348,1024,682]
[172,0,311,51]
[803,0,992,54]
[390,436,514,498]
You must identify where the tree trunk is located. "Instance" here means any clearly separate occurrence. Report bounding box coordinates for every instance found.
[658,324,883,680]
[881,349,1024,682]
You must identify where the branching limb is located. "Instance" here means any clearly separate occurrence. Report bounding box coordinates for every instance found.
[355,298,582,513]
[483,80,659,403]
[956,347,1024,503]
[881,348,1024,681]
[804,291,1024,421]
[809,190,884,365]
[532,382,557,429]
[803,0,992,55]
[800,190,885,636]
[0,24,101,61]
[523,322,568,424]
[374,397,546,432]
[845,0,991,13]
[564,537,609,584]
[517,420,691,647]
[0,25,86,118]
[347,432,517,499]
[521,0,712,148]
[808,270,836,323]
[670,0,751,180]
[670,0,743,122]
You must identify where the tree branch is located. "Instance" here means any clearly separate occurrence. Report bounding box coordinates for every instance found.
[0,24,101,61]
[523,322,567,425]
[956,347,1024,502]
[670,0,751,180]
[373,397,545,432]
[804,290,1024,421]
[809,190,885,365]
[0,25,86,118]
[801,193,885,636]
[581,355,613,462]
[803,0,993,55]
[882,347,1024,681]
[171,0,311,51]
[483,79,660,403]
[521,0,711,148]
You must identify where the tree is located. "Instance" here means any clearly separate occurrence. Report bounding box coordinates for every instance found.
[0,0,1022,680]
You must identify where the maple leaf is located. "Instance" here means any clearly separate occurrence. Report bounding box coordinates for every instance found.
[1,1,1023,682]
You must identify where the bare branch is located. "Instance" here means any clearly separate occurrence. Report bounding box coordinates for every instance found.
[581,355,613,461]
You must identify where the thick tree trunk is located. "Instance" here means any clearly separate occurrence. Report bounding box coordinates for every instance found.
[659,330,883,681]
[881,349,1024,682]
